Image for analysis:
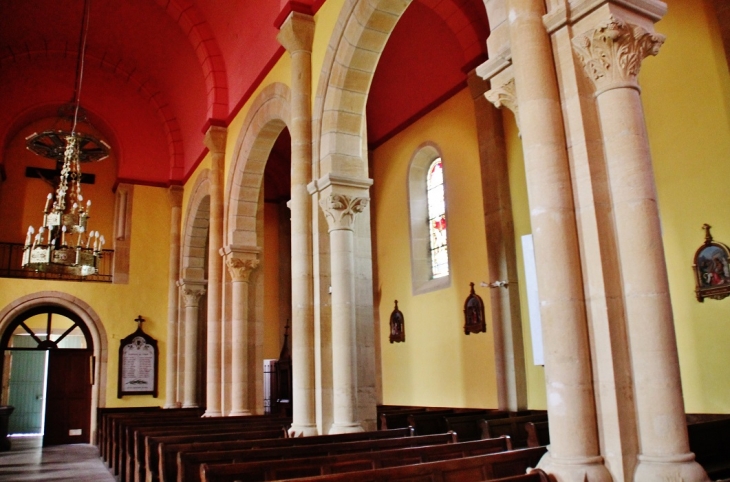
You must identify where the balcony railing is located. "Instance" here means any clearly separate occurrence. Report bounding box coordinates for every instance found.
[0,242,113,283]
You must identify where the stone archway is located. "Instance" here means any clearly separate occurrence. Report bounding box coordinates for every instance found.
[178,171,211,408]
[0,292,108,443]
[222,82,291,417]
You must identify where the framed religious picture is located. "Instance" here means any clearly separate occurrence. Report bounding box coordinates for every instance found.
[693,224,730,302]
[389,300,405,343]
[118,316,158,398]
[463,282,486,335]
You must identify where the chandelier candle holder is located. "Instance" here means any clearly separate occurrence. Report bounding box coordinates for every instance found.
[22,134,106,276]
[21,0,109,277]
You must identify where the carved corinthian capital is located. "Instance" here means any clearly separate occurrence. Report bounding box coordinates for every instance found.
[177,280,206,307]
[572,15,665,94]
[485,78,520,132]
[319,194,369,231]
[225,257,260,282]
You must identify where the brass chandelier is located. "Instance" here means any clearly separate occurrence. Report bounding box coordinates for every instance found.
[22,0,110,277]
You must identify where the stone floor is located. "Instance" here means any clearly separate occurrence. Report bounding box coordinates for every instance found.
[0,436,116,481]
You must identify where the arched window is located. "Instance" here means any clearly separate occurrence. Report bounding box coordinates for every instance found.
[408,144,451,294]
[427,158,448,279]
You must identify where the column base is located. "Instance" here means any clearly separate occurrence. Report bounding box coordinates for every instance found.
[182,403,198,408]
[202,410,222,417]
[634,453,709,482]
[537,450,612,482]
[289,423,319,437]
[229,409,252,416]
[328,422,365,434]
[163,402,182,409]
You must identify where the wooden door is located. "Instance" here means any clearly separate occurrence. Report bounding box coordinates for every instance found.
[43,349,92,446]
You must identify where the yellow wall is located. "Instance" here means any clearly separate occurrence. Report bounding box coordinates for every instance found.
[0,183,171,408]
[263,203,282,360]
[373,89,498,408]
[643,0,730,412]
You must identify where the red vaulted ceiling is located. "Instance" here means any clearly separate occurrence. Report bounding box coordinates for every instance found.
[0,0,488,186]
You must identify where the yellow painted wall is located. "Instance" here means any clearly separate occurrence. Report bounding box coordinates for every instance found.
[642,0,730,412]
[373,88,498,408]
[0,183,171,408]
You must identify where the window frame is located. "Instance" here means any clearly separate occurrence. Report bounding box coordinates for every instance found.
[407,143,451,295]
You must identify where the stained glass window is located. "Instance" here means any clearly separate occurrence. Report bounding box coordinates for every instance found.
[427,158,448,278]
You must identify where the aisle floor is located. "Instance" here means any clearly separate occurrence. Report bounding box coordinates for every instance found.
[0,436,115,481]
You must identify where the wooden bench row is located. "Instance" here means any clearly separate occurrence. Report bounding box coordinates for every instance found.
[197,436,512,482]
[235,446,549,482]
[164,427,421,482]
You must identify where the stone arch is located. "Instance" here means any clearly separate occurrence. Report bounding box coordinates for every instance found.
[222,82,291,416]
[0,291,108,443]
[313,0,412,180]
[225,82,290,247]
[182,170,211,281]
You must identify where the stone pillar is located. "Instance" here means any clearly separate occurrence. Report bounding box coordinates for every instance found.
[318,178,371,434]
[223,247,260,416]
[178,279,206,408]
[164,186,184,409]
[573,15,708,482]
[468,71,527,412]
[492,0,611,479]
[277,11,318,437]
[203,126,227,417]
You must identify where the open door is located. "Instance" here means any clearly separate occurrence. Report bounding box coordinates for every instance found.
[43,349,92,446]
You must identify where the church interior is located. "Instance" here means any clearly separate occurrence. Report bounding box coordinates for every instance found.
[0,0,729,480]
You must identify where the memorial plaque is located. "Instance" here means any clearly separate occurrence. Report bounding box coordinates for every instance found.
[118,316,158,398]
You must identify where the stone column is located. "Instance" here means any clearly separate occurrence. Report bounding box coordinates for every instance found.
[277,11,318,437]
[318,179,371,434]
[468,71,527,412]
[223,248,260,416]
[203,126,227,417]
[494,0,611,479]
[178,279,206,408]
[164,186,184,409]
[573,15,708,482]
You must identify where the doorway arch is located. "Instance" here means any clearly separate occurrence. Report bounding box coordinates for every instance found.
[0,292,107,444]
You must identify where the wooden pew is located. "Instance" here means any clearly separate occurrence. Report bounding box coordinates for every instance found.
[687,417,730,480]
[442,412,514,441]
[481,414,549,448]
[197,436,511,482]
[125,416,288,482]
[172,429,440,482]
[97,406,161,461]
[525,422,550,448]
[379,408,430,430]
[490,469,552,482]
[138,426,287,482]
[203,446,548,482]
[117,414,284,481]
[109,409,203,473]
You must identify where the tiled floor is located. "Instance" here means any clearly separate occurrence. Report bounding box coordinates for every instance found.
[0,436,116,481]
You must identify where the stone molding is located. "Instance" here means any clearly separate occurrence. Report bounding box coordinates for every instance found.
[277,11,315,54]
[485,77,520,130]
[320,194,369,232]
[225,257,260,282]
[177,280,207,307]
[572,14,665,94]
[544,0,667,34]
[204,125,228,155]
[168,185,183,207]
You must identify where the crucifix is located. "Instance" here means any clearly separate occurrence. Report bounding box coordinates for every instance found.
[134,315,146,331]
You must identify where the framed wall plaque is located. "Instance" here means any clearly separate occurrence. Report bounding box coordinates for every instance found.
[693,224,730,302]
[118,316,158,398]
